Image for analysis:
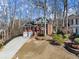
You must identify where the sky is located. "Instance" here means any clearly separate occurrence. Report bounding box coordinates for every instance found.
[0,0,79,22]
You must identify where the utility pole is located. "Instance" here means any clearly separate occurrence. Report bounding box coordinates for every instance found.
[12,0,16,29]
[29,0,33,22]
[44,0,47,36]
[54,0,58,33]
[37,0,40,18]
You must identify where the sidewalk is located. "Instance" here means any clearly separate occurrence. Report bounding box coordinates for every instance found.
[0,36,29,59]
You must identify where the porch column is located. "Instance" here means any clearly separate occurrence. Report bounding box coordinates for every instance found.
[73,19,76,33]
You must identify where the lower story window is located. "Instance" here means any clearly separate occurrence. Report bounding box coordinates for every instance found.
[76,28,79,34]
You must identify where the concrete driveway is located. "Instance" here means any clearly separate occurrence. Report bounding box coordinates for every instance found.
[0,36,29,59]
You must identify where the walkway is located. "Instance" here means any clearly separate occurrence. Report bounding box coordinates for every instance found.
[0,36,29,59]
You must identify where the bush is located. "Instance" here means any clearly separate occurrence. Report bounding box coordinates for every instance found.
[76,34,79,38]
[63,34,69,40]
[0,43,3,48]
[53,34,65,44]
[74,38,79,44]
[57,29,64,35]
[69,33,76,41]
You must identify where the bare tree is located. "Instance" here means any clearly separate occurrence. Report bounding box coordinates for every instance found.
[63,0,68,33]
[12,0,17,29]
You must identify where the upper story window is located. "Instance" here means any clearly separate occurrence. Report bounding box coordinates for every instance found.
[71,19,73,25]
[76,19,78,25]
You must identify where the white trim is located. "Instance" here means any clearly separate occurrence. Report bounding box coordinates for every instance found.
[70,25,79,28]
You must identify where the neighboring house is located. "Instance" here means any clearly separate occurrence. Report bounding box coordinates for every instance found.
[68,14,79,34]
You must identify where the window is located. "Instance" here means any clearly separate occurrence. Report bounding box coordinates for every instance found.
[76,19,78,25]
[76,28,79,34]
[71,19,73,25]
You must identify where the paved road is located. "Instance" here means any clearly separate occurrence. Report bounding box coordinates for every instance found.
[0,36,29,59]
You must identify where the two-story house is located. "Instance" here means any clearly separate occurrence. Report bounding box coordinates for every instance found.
[68,14,79,34]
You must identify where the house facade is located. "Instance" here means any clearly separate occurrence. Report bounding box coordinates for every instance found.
[68,15,79,34]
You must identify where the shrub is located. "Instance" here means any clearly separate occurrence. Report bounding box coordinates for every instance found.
[63,34,69,41]
[69,33,76,41]
[76,34,79,38]
[53,34,65,44]
[0,40,4,49]
[0,43,3,48]
[74,38,79,44]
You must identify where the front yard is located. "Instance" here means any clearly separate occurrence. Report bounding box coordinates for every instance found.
[13,37,78,59]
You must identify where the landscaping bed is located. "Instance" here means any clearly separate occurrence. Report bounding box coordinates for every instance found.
[64,42,79,56]
[64,34,79,56]
[52,34,69,45]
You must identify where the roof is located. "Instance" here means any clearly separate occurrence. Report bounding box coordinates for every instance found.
[68,14,79,19]
[22,24,34,28]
